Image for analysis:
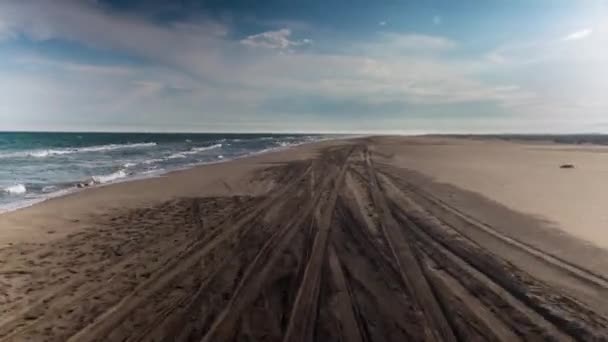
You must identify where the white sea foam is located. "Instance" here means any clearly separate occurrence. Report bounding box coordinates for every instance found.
[0,136,330,215]
[140,169,164,175]
[42,185,58,193]
[3,184,27,194]
[92,170,128,184]
[0,198,42,214]
[29,150,71,158]
[166,144,223,160]
[166,153,188,159]
[188,144,223,154]
[0,187,76,214]
[0,142,157,159]
[78,142,157,153]
[143,158,164,165]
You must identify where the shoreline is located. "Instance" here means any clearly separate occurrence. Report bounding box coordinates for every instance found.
[3,135,608,248]
[4,133,606,216]
[0,135,342,216]
[0,137,347,247]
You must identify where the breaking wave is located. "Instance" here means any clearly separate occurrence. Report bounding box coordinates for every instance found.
[2,184,26,195]
[92,170,129,184]
[166,144,223,160]
[0,142,157,159]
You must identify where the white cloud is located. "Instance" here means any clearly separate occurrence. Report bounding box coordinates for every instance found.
[15,54,133,76]
[0,0,230,78]
[487,23,606,66]
[3,0,592,132]
[381,33,456,51]
[563,28,593,41]
[240,28,311,50]
[379,21,387,26]
[355,33,456,58]
[482,21,608,123]
[229,49,535,110]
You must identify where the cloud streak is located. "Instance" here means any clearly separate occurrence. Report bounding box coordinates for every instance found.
[563,28,593,41]
[240,28,311,50]
[2,0,602,132]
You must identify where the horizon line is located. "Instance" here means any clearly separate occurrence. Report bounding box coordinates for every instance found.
[0,130,607,136]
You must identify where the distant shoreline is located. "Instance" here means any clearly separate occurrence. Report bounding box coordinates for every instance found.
[0,134,341,215]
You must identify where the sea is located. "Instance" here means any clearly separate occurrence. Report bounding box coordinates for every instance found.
[0,132,330,213]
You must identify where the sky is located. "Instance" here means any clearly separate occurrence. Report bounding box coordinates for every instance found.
[0,0,607,133]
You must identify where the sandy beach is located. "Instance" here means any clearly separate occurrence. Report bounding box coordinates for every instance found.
[1,136,608,341]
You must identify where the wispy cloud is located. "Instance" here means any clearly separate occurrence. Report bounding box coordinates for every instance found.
[488,24,604,66]
[384,33,456,51]
[4,0,599,132]
[240,28,311,50]
[563,28,593,41]
[356,33,457,57]
[0,0,230,78]
[15,55,134,76]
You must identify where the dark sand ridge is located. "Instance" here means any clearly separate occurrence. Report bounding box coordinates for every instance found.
[0,136,607,341]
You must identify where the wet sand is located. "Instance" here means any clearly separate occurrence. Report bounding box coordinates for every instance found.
[1,136,607,341]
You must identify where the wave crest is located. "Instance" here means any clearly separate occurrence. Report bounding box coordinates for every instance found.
[92,170,128,184]
[0,142,157,159]
[166,143,223,160]
[3,184,26,194]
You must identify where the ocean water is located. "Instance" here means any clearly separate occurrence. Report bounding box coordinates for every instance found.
[0,132,327,213]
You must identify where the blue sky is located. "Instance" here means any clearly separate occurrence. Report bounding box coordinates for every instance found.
[0,0,606,133]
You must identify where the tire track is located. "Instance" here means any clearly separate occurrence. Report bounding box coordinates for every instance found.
[0,199,223,341]
[329,198,421,341]
[200,151,348,342]
[282,148,352,342]
[395,207,568,340]
[364,148,458,342]
[380,172,608,340]
[326,244,364,342]
[420,254,521,341]
[194,202,312,341]
[378,163,608,292]
[68,164,312,342]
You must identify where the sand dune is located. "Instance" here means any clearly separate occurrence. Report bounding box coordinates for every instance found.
[0,137,607,341]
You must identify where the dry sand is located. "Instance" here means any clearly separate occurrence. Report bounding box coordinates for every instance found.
[377,136,608,250]
[0,136,607,341]
[0,140,323,247]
